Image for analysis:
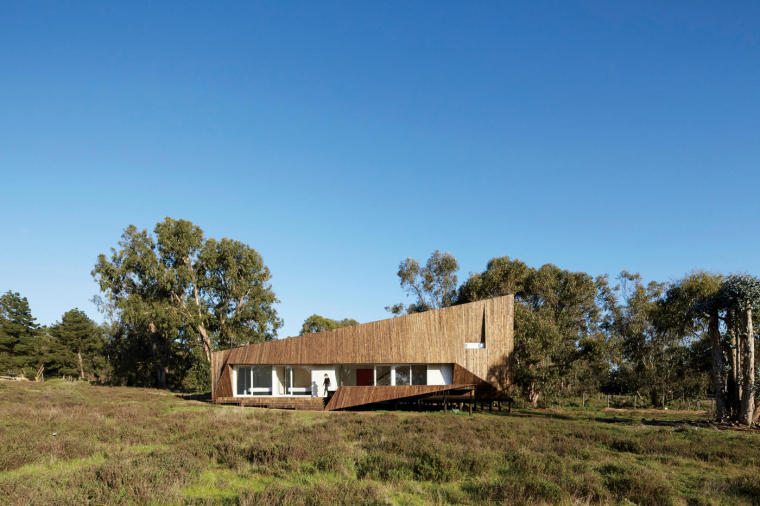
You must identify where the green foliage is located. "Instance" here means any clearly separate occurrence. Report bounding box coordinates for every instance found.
[48,309,106,380]
[386,250,459,315]
[299,314,359,335]
[0,291,40,377]
[722,273,760,310]
[198,237,282,348]
[92,217,281,389]
[458,257,603,405]
[457,256,530,301]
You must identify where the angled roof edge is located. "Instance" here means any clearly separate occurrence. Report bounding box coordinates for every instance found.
[213,294,513,354]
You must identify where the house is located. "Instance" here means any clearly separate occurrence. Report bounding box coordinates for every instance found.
[210,295,514,411]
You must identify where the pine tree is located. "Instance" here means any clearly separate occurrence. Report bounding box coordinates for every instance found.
[49,309,104,380]
[0,291,40,376]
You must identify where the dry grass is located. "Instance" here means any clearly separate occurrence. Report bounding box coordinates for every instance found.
[0,380,759,504]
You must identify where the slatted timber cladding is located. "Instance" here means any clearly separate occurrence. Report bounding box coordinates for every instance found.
[216,396,325,410]
[214,364,233,399]
[211,295,514,401]
[324,384,476,411]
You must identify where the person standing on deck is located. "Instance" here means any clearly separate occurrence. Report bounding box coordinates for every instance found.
[323,373,331,397]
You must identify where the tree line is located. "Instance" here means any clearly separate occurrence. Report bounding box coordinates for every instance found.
[389,251,759,425]
[2,218,757,424]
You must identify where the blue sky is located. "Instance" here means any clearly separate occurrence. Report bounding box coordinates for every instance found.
[1,1,758,337]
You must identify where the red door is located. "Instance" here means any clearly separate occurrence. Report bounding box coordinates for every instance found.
[356,369,374,386]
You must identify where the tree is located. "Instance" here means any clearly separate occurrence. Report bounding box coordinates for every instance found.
[299,314,359,335]
[386,251,459,315]
[722,274,760,425]
[661,272,726,417]
[198,237,282,349]
[611,272,686,408]
[0,291,40,376]
[49,309,105,380]
[457,257,600,407]
[93,224,176,387]
[456,256,530,302]
[93,217,281,389]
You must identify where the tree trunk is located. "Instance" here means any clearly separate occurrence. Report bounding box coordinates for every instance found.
[193,285,213,362]
[727,321,740,419]
[740,305,755,425]
[77,350,84,380]
[156,364,167,389]
[528,381,540,408]
[197,323,212,361]
[148,321,167,389]
[708,311,728,420]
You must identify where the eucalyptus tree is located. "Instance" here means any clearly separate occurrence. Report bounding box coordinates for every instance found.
[93,217,281,388]
[661,272,726,418]
[386,251,459,315]
[93,224,179,387]
[456,256,530,302]
[299,314,359,335]
[721,274,760,424]
[457,257,600,407]
[198,237,282,349]
[611,272,691,407]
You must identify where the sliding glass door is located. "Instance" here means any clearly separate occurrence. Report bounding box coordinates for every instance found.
[235,366,272,396]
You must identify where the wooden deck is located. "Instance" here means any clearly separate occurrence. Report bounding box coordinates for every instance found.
[215,385,477,411]
[215,396,326,410]
[325,384,476,411]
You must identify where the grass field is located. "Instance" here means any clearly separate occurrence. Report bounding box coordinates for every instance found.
[1,381,759,505]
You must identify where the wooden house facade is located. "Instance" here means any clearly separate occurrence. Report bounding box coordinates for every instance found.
[210,295,514,410]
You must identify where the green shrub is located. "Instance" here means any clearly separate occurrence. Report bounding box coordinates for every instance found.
[355,452,413,482]
[413,451,454,482]
[598,462,675,506]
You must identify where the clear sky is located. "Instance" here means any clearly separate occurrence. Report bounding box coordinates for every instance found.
[1,1,758,337]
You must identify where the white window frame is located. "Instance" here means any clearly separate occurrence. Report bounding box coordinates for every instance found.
[233,365,273,397]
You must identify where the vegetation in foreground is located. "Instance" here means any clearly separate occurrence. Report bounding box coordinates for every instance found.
[1,381,759,505]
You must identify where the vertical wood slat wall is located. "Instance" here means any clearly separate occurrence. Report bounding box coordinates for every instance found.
[211,295,514,400]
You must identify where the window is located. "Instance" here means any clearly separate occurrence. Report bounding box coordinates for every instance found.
[285,366,310,395]
[412,365,427,385]
[251,366,271,394]
[395,366,411,386]
[237,366,252,396]
[376,366,391,386]
[236,366,272,396]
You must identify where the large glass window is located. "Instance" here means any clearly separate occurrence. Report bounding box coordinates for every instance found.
[251,366,271,394]
[237,366,252,395]
[285,366,311,395]
[236,366,271,395]
[395,366,411,386]
[376,366,391,386]
[412,365,427,385]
